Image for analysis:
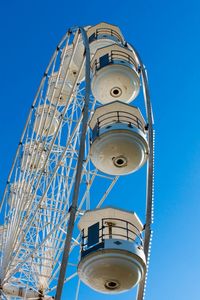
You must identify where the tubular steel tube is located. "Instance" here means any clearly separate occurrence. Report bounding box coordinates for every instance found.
[132,50,154,300]
[55,27,91,300]
[127,43,154,300]
[137,67,154,300]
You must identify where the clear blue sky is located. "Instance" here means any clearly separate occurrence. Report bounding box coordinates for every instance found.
[0,0,200,299]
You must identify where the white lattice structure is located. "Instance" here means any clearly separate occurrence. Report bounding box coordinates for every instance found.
[0,23,154,300]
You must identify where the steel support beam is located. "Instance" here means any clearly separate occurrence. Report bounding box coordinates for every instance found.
[55,27,91,300]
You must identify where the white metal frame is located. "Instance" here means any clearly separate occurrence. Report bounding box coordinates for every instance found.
[0,25,154,300]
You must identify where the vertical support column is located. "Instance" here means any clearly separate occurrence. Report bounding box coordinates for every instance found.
[55,27,91,300]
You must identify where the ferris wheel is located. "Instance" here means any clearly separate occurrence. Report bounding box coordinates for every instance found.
[0,22,154,300]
